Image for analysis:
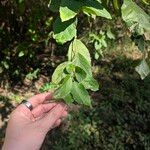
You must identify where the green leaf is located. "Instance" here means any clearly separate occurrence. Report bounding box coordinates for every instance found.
[141,0,150,5]
[18,51,25,57]
[0,67,3,74]
[94,51,100,60]
[49,0,61,12]
[71,81,92,106]
[2,61,9,69]
[53,17,77,44]
[121,0,150,34]
[39,82,58,92]
[73,53,92,76]
[107,29,115,39]
[82,0,112,19]
[66,63,75,74]
[52,62,68,84]
[101,38,107,47]
[54,75,72,99]
[82,76,99,91]
[64,94,74,104]
[60,0,82,22]
[68,39,91,63]
[135,59,150,80]
[75,66,87,82]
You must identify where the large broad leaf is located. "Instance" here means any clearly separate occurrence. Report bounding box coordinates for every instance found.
[52,62,68,84]
[49,0,61,12]
[54,75,72,99]
[65,63,75,74]
[68,39,91,63]
[71,81,92,106]
[64,94,74,104]
[121,0,150,34]
[60,0,82,22]
[73,53,92,76]
[135,59,150,80]
[53,17,77,44]
[82,0,112,19]
[82,76,99,91]
[75,66,87,82]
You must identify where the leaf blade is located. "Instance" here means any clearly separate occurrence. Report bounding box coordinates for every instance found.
[54,75,72,99]
[135,59,150,80]
[71,81,92,106]
[53,17,77,44]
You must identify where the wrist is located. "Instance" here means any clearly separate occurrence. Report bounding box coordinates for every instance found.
[2,132,46,150]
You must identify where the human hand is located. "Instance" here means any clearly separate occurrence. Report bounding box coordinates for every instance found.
[2,92,68,150]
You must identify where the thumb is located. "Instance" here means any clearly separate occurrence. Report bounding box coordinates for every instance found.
[39,103,66,131]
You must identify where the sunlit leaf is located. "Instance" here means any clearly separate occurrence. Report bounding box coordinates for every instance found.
[73,53,92,76]
[75,66,87,82]
[82,0,112,19]
[64,94,74,103]
[68,39,91,63]
[82,76,99,91]
[54,75,72,98]
[53,17,77,44]
[71,81,92,106]
[60,0,82,21]
[122,0,150,34]
[135,59,150,79]
[52,62,68,84]
[18,51,24,57]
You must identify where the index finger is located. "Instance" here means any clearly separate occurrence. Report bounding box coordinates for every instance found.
[28,92,53,108]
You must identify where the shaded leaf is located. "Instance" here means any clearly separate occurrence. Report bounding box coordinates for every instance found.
[49,0,61,12]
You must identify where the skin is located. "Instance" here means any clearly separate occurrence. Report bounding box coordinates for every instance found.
[2,92,68,150]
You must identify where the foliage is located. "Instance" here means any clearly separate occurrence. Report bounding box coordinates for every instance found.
[46,71,150,150]
[1,1,150,148]
[0,0,51,83]
[89,29,115,59]
[0,0,150,106]
[26,69,40,80]
[48,0,150,105]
